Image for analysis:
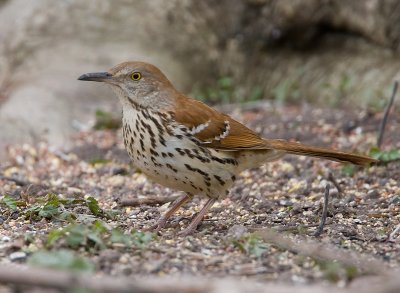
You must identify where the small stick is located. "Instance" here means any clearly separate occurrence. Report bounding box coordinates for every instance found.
[328,172,343,196]
[313,183,330,237]
[120,195,180,207]
[388,223,400,242]
[273,218,333,232]
[255,227,387,275]
[3,263,396,293]
[377,81,398,148]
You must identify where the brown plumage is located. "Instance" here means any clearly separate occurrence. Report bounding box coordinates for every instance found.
[78,61,377,236]
[172,96,376,165]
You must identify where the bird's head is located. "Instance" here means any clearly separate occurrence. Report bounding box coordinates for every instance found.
[78,61,177,108]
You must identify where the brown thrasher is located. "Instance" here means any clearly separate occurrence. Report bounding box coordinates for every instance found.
[78,61,377,236]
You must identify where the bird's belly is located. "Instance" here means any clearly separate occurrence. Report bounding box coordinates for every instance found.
[123,127,237,198]
[143,144,236,198]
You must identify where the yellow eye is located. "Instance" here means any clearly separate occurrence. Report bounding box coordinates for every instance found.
[131,72,141,81]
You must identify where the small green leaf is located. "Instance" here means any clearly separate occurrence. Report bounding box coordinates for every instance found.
[92,220,108,233]
[24,204,42,218]
[2,195,17,210]
[86,197,102,216]
[59,211,76,222]
[29,250,95,272]
[369,147,400,162]
[89,158,111,165]
[110,228,131,245]
[131,230,155,249]
[45,193,62,203]
[46,228,66,247]
[65,225,86,247]
[341,164,356,176]
[38,203,60,219]
[232,233,268,257]
[87,232,105,249]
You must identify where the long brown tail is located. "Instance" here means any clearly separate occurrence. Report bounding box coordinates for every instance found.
[265,139,378,166]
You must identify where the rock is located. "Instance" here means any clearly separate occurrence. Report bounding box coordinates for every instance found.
[1,236,11,242]
[366,190,380,199]
[1,0,400,158]
[226,224,248,239]
[111,167,128,176]
[0,0,189,158]
[9,251,27,262]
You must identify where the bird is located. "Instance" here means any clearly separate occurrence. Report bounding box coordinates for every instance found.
[78,61,377,236]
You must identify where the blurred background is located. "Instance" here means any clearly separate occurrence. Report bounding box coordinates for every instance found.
[1,0,399,156]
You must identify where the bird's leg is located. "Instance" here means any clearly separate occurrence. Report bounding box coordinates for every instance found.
[178,198,217,237]
[146,193,192,232]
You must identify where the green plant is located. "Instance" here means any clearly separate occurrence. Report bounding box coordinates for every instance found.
[337,74,354,100]
[29,250,95,272]
[89,158,111,165]
[1,195,18,210]
[192,76,263,104]
[232,233,268,257]
[94,110,121,130]
[341,164,356,176]
[321,73,356,107]
[318,260,358,283]
[1,193,116,222]
[369,147,400,162]
[272,78,301,104]
[24,194,108,221]
[46,220,155,251]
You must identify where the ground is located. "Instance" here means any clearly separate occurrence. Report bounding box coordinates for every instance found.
[0,103,399,292]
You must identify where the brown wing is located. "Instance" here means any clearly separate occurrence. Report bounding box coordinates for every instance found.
[171,95,270,150]
[165,95,376,166]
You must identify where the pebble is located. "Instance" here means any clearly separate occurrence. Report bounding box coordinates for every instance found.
[375,235,387,242]
[389,195,400,204]
[111,167,128,176]
[119,254,130,264]
[279,200,293,206]
[67,187,82,194]
[107,175,125,186]
[226,225,248,239]
[9,251,27,262]
[366,190,380,199]
[1,236,11,242]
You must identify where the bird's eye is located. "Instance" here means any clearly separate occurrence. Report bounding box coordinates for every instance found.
[131,72,142,81]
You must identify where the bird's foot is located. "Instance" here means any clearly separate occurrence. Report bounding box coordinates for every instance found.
[177,221,201,236]
[177,226,198,237]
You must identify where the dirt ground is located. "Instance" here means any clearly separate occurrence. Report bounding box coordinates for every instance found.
[0,103,399,292]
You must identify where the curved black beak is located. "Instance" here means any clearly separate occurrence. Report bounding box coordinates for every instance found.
[78,72,112,82]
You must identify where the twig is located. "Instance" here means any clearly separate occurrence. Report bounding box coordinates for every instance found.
[377,81,398,148]
[0,265,177,293]
[272,218,333,232]
[313,184,330,237]
[0,175,30,186]
[388,223,400,242]
[0,264,367,293]
[120,195,180,207]
[327,172,343,196]
[254,228,387,275]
